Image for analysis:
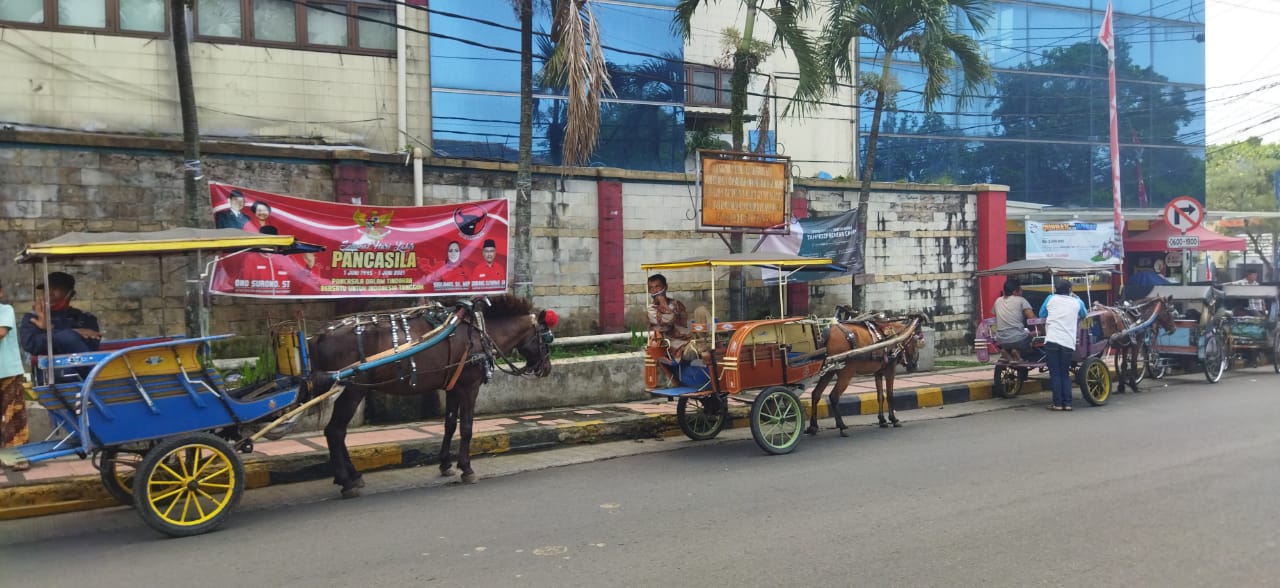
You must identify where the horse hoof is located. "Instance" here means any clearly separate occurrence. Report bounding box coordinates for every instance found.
[878,422,888,428]
[440,467,455,477]
[892,421,902,428]
[341,487,362,499]
[461,472,477,484]
[354,477,366,489]
[805,426,819,436]
[839,428,849,438]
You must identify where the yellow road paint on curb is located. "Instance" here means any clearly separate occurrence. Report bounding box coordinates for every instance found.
[968,382,993,400]
[472,433,511,455]
[915,387,943,407]
[859,392,879,415]
[350,444,403,472]
[244,462,271,490]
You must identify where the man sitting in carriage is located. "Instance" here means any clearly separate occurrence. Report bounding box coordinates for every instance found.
[646,274,694,383]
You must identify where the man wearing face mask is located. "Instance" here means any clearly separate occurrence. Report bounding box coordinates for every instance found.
[19,271,102,357]
[646,274,690,361]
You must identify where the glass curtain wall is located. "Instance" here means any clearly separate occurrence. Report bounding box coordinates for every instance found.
[858,0,1206,207]
[430,0,686,172]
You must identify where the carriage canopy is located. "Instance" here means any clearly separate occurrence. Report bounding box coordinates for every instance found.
[16,228,322,262]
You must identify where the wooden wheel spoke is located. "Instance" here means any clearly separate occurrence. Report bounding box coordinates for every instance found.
[149,485,185,503]
[160,490,184,518]
[199,465,232,485]
[180,491,194,522]
[191,492,208,520]
[196,488,223,504]
[159,462,184,481]
[190,450,214,480]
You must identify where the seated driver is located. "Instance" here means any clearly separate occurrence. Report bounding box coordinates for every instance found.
[19,271,102,357]
[991,278,1036,361]
[646,273,693,371]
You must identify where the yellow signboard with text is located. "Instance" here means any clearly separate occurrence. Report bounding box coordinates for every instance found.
[700,153,790,231]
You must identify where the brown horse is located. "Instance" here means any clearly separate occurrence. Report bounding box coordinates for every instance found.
[806,314,926,437]
[1093,295,1176,393]
[307,296,555,497]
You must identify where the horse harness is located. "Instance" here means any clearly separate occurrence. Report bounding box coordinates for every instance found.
[833,319,905,365]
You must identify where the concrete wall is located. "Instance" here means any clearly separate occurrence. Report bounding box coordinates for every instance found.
[0,16,431,152]
[0,131,994,355]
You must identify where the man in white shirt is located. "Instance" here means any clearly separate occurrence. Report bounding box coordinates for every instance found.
[1229,269,1265,315]
[1038,280,1088,411]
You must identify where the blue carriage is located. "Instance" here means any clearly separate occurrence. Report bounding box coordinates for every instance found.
[1,229,322,536]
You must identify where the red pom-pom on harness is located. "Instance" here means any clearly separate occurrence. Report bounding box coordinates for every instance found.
[542,309,559,329]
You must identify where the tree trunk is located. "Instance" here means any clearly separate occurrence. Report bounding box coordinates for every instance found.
[852,53,893,311]
[171,0,202,337]
[514,0,534,301]
[723,1,758,320]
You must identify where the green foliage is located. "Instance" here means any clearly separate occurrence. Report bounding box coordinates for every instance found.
[549,340,645,359]
[685,129,732,155]
[237,345,278,386]
[1207,138,1280,268]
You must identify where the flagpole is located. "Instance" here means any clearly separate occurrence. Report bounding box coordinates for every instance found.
[1100,0,1125,299]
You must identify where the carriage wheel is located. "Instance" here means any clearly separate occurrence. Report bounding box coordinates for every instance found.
[750,387,804,455]
[99,446,147,507]
[993,366,1022,399]
[676,395,726,441]
[1203,332,1227,384]
[1145,332,1168,380]
[1080,357,1111,406]
[1272,334,1279,374]
[1131,339,1150,386]
[133,433,245,537]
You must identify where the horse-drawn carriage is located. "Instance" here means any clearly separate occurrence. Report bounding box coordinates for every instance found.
[1148,283,1280,382]
[642,254,925,455]
[2,229,555,536]
[975,259,1174,405]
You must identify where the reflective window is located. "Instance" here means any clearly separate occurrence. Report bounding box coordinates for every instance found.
[306,5,347,46]
[0,0,43,23]
[1151,25,1205,85]
[1112,0,1150,16]
[1115,16,1151,75]
[432,91,685,172]
[1026,6,1092,69]
[962,2,1026,70]
[253,0,296,43]
[430,0,534,93]
[59,0,107,28]
[357,7,394,50]
[120,0,165,32]
[197,0,241,37]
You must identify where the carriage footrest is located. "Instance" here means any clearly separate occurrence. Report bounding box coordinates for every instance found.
[649,387,712,398]
[0,438,83,469]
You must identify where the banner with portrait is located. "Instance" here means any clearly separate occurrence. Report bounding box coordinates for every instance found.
[1025,221,1123,264]
[208,183,509,298]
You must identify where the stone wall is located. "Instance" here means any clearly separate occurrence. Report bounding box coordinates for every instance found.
[1,131,995,354]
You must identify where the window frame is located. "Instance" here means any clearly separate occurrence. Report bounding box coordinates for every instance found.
[0,0,170,39]
[192,0,396,57]
[684,65,732,108]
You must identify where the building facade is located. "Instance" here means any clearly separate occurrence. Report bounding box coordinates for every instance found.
[856,0,1206,208]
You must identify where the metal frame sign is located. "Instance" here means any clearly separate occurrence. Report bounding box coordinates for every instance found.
[1163,196,1204,233]
[698,150,791,234]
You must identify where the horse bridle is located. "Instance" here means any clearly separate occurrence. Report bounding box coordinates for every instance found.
[473,311,552,377]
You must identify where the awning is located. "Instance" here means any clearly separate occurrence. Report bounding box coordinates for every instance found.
[1125,221,1248,252]
[16,228,324,262]
[640,252,845,272]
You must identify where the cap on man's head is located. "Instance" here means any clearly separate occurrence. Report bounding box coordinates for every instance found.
[483,239,496,249]
[38,271,76,291]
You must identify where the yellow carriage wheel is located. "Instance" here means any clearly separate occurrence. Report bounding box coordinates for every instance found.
[133,433,245,537]
[1080,357,1111,406]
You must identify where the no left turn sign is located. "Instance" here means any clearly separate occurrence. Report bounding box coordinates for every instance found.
[1163,196,1204,232]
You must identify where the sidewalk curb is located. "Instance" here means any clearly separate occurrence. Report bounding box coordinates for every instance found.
[0,375,1025,521]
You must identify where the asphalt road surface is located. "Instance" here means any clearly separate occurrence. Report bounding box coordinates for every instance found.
[3,368,1278,587]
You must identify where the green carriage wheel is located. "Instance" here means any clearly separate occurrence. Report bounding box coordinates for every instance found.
[1080,357,1111,406]
[676,395,726,441]
[1203,332,1227,384]
[749,387,804,455]
[133,433,245,537]
[99,447,147,507]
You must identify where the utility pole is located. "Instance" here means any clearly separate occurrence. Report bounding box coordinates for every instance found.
[171,0,202,337]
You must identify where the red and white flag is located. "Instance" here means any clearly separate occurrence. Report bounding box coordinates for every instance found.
[1098,1,1115,56]
[1099,1,1123,261]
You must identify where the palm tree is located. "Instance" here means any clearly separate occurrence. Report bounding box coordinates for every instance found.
[821,0,992,306]
[512,0,612,301]
[673,0,827,319]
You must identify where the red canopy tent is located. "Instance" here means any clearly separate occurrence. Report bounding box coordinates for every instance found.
[1124,220,1248,252]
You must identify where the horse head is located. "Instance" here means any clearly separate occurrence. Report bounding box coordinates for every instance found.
[478,295,556,378]
[1154,295,1178,334]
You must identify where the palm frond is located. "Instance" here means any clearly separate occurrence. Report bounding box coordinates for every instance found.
[761,5,829,116]
[561,0,615,167]
[672,0,707,39]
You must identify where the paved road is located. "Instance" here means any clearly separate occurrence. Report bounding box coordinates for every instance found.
[3,369,1278,587]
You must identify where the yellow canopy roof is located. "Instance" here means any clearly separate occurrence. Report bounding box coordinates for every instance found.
[16,228,317,262]
[641,252,842,271]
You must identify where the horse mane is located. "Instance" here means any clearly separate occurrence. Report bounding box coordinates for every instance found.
[484,294,534,318]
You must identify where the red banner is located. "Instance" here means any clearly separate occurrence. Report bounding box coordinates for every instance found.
[209,183,509,298]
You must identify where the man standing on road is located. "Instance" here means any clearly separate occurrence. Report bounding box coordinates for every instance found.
[1039,280,1087,411]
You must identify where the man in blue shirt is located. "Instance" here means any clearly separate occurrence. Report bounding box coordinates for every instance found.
[1039,280,1088,411]
[19,272,101,357]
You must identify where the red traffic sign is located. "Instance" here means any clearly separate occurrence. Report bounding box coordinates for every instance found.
[1163,196,1204,233]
